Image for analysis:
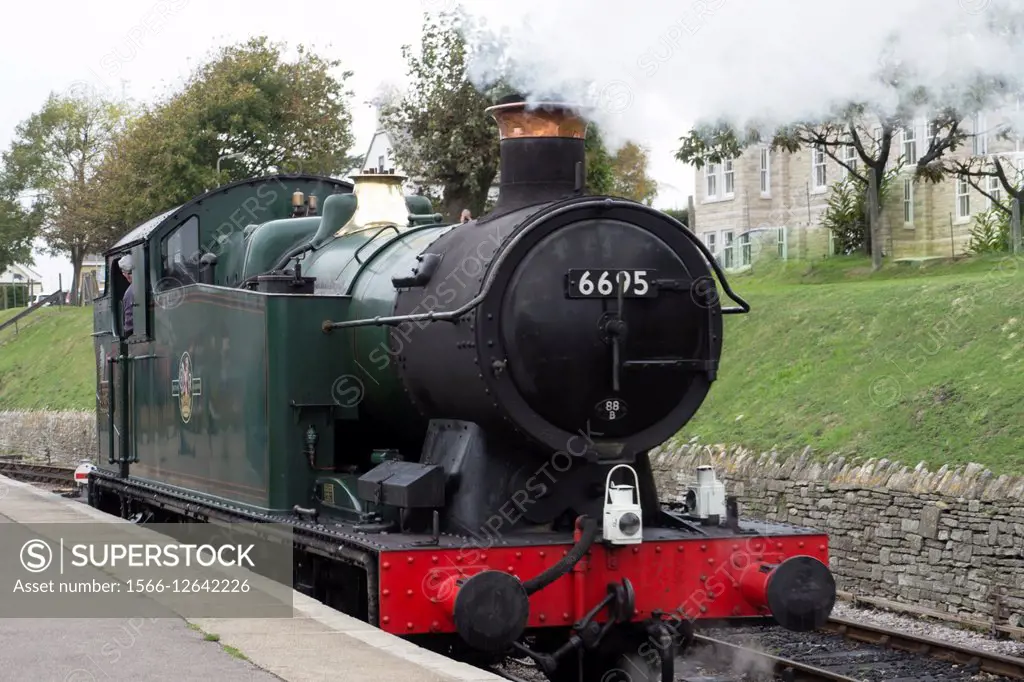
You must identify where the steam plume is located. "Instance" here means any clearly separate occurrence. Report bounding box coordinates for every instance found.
[456,0,1024,154]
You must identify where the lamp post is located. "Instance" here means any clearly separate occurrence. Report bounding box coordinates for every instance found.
[217,152,246,178]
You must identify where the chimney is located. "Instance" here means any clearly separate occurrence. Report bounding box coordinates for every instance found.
[484,96,589,216]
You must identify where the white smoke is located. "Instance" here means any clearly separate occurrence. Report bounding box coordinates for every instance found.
[455,0,1024,155]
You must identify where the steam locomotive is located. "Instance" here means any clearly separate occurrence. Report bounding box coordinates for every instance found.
[86,95,836,682]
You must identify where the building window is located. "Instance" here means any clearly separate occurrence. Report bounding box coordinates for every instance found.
[739,233,752,266]
[988,175,1002,209]
[812,145,827,190]
[706,164,718,199]
[956,178,971,220]
[902,125,917,164]
[842,144,857,178]
[702,232,717,256]
[777,228,787,259]
[722,230,734,269]
[723,159,735,196]
[973,113,988,156]
[760,147,771,196]
[378,155,385,171]
[903,178,914,225]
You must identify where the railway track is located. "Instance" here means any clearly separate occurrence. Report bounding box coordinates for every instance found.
[495,616,1024,681]
[821,616,1024,679]
[689,616,1024,681]
[0,459,76,487]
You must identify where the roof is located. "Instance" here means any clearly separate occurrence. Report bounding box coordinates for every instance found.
[0,263,43,281]
[107,173,354,254]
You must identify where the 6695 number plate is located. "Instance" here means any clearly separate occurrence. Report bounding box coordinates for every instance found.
[565,269,657,299]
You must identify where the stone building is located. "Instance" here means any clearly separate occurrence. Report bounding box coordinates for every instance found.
[689,107,1024,269]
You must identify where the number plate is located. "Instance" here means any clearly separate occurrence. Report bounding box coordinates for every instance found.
[565,269,657,299]
[596,397,628,421]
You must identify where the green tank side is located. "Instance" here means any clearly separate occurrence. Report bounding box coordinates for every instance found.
[300,224,454,433]
[123,287,272,511]
[264,293,354,512]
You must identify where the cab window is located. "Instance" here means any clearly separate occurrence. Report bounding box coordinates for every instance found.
[161,216,200,285]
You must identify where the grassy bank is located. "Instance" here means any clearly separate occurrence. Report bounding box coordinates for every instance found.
[676,254,1024,474]
[0,254,1022,474]
[0,306,95,410]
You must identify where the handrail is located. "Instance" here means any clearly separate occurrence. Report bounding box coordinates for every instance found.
[0,290,64,334]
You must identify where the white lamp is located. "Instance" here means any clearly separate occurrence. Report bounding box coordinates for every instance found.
[603,464,643,545]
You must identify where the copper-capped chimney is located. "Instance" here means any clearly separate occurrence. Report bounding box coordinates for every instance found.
[484,95,589,217]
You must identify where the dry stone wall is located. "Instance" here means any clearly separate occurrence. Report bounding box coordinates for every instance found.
[0,410,96,466]
[650,443,1024,628]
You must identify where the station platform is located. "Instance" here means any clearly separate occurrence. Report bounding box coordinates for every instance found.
[0,475,503,682]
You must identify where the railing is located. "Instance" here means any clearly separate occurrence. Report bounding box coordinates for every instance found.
[0,289,64,336]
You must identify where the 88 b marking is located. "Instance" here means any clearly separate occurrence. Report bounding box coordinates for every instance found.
[596,398,629,421]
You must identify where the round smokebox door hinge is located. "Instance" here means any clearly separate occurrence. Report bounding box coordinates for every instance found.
[491,359,507,377]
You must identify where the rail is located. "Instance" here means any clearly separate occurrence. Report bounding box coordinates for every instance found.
[823,615,1024,679]
[0,460,76,486]
[690,615,1024,681]
[692,634,863,681]
[0,289,64,335]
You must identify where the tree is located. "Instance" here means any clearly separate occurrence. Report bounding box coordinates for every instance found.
[0,88,128,304]
[585,124,614,195]
[0,197,36,276]
[376,11,508,222]
[95,36,356,233]
[662,208,688,227]
[609,142,658,205]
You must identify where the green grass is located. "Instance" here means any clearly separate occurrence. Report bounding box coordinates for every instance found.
[0,306,95,410]
[186,622,250,661]
[676,253,1024,474]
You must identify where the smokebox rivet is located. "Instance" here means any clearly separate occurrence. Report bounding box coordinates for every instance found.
[798,542,804,548]
[539,614,546,622]
[383,616,390,624]
[515,552,522,559]
[677,546,684,552]
[382,589,390,597]
[407,622,414,630]
[700,606,707,614]
[700,545,707,552]
[655,546,661,553]
[632,547,639,554]
[819,544,826,551]
[563,613,570,621]
[383,562,391,570]
[407,589,414,597]
[432,556,439,563]
[540,551,546,558]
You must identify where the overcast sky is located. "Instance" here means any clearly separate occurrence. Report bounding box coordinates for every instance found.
[0,0,695,293]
